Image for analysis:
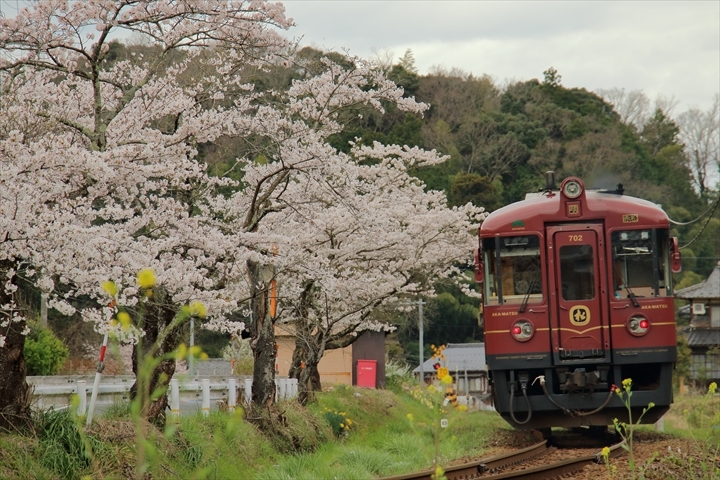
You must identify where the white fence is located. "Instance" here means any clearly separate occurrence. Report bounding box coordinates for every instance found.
[29,375,299,417]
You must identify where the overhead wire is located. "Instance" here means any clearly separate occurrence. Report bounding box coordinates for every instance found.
[672,196,720,250]
[668,195,720,226]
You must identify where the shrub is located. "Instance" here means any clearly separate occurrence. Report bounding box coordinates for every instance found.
[25,326,69,376]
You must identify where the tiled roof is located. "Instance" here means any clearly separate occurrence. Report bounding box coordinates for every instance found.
[676,263,720,299]
[687,328,720,347]
[413,342,486,373]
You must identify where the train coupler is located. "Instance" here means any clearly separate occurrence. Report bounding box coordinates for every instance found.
[558,366,609,391]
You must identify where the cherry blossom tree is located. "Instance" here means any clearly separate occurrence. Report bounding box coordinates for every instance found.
[1,0,485,431]
[0,0,293,425]
[261,142,484,403]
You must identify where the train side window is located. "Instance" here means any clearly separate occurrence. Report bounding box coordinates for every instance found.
[559,245,595,301]
[483,235,543,305]
[611,229,671,298]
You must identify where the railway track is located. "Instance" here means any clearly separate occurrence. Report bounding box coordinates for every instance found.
[380,439,626,480]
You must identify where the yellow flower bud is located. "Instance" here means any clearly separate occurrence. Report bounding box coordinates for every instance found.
[190,301,207,318]
[175,343,187,360]
[137,268,156,289]
[117,311,132,330]
[441,374,453,385]
[102,280,117,297]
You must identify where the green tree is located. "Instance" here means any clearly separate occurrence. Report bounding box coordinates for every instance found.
[24,326,69,376]
[449,172,502,211]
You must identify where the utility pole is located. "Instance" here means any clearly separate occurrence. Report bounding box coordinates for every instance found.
[40,292,48,327]
[418,299,425,384]
[396,298,426,383]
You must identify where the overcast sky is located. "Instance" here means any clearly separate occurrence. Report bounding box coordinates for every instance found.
[0,1,717,114]
[282,1,720,114]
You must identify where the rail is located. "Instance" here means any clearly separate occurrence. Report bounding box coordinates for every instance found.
[380,440,626,480]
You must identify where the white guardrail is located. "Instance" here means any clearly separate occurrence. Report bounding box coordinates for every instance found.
[28,375,299,418]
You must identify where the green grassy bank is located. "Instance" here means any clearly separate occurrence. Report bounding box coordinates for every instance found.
[0,382,523,480]
[1,380,717,480]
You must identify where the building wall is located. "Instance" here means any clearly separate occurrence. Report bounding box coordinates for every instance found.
[351,331,386,388]
[274,327,353,386]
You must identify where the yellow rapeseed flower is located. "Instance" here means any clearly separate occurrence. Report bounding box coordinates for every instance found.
[190,345,202,357]
[622,378,632,389]
[102,280,117,297]
[117,311,132,330]
[441,374,453,385]
[406,413,414,422]
[175,343,188,360]
[709,382,717,394]
[137,268,156,289]
[601,446,610,459]
[190,301,207,318]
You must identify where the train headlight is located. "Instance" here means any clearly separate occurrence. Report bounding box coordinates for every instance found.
[562,179,583,199]
[511,319,534,342]
[627,315,650,336]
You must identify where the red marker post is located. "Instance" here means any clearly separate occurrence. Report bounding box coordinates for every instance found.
[86,306,113,425]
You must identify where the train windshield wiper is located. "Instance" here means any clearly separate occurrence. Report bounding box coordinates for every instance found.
[519,262,541,314]
[622,284,640,308]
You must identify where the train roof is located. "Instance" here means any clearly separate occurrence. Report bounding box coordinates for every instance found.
[481,184,670,236]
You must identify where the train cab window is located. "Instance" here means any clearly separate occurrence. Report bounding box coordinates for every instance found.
[611,229,672,298]
[559,245,596,301]
[483,235,543,306]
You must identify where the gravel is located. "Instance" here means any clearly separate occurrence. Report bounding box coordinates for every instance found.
[485,429,719,480]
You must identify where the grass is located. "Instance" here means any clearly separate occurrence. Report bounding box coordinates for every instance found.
[0,377,514,479]
[8,374,716,479]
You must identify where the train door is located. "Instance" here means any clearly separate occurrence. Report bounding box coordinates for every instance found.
[547,225,608,361]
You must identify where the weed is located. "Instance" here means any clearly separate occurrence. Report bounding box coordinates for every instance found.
[36,408,97,479]
[609,378,655,478]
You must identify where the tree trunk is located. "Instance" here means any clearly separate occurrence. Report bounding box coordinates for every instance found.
[129,290,182,426]
[247,259,276,409]
[289,333,322,405]
[288,335,305,380]
[0,319,30,432]
[297,357,321,405]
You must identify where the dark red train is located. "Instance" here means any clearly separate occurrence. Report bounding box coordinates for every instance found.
[475,173,681,431]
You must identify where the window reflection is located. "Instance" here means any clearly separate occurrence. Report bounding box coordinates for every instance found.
[483,236,543,305]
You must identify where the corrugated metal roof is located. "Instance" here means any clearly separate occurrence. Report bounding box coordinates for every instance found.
[687,328,720,347]
[413,343,486,373]
[676,263,720,299]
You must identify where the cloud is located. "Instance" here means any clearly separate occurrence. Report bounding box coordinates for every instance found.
[284,0,720,112]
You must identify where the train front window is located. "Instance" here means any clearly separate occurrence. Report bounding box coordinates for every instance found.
[611,229,671,298]
[483,235,543,305]
[559,244,595,301]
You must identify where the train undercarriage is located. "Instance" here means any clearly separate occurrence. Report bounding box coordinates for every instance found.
[490,361,674,430]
